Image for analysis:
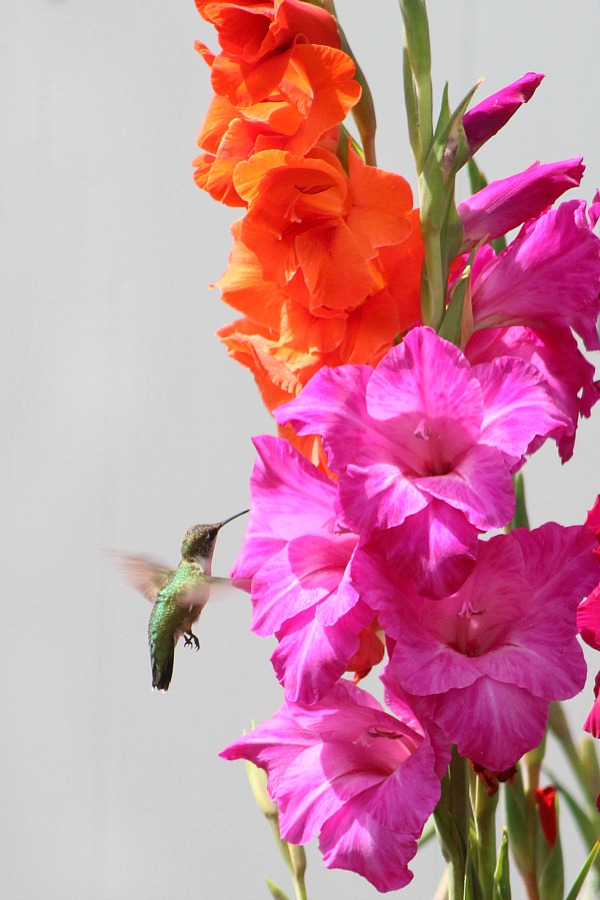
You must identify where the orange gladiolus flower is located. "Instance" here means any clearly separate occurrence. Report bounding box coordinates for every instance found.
[194,0,341,64]
[216,211,422,353]
[194,43,360,206]
[233,146,416,315]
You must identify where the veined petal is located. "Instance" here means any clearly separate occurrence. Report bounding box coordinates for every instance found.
[427,678,550,771]
[458,158,584,247]
[471,199,600,351]
[474,356,570,459]
[231,435,338,580]
[250,532,356,635]
[419,442,515,529]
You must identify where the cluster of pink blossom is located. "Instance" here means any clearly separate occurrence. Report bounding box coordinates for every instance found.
[221,73,600,891]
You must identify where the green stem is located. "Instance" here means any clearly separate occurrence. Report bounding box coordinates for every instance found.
[291,873,307,900]
[473,777,498,898]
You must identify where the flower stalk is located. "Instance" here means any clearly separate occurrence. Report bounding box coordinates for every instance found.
[190,0,600,896]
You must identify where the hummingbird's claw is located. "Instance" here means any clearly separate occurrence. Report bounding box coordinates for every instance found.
[183,631,200,651]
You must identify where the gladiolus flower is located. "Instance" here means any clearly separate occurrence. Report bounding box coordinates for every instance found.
[233,147,415,314]
[365,523,599,771]
[220,680,450,892]
[194,44,361,205]
[462,72,544,155]
[194,0,342,64]
[277,326,568,595]
[468,199,600,352]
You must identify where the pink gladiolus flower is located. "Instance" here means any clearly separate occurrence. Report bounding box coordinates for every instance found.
[231,435,376,703]
[220,680,450,892]
[464,197,600,459]
[458,158,584,248]
[357,523,598,771]
[469,199,600,352]
[276,326,568,596]
[462,72,544,156]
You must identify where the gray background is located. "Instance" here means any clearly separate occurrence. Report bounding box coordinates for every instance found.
[2,2,600,898]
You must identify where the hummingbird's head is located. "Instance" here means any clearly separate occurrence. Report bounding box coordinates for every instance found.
[179,510,249,569]
[180,523,222,568]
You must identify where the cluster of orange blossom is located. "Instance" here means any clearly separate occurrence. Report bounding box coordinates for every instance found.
[193,0,424,469]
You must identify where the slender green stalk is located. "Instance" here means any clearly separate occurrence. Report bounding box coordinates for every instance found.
[473,777,499,897]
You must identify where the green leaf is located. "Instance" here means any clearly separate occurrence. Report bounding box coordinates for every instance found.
[493,829,512,900]
[265,878,291,900]
[564,839,600,900]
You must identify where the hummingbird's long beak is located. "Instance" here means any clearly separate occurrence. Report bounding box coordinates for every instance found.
[218,509,250,529]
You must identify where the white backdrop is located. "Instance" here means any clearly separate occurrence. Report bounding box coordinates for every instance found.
[2,2,600,898]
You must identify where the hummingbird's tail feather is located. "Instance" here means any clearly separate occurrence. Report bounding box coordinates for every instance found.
[150,638,176,691]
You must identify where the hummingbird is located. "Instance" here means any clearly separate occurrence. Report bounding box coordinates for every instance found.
[112,510,250,691]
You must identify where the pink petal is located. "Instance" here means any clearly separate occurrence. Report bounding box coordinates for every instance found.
[232,434,339,580]
[220,680,448,891]
[458,158,584,247]
[426,678,550,771]
[583,672,600,738]
[271,601,374,704]
[474,356,570,460]
[420,442,515,529]
[466,325,599,462]
[274,364,377,474]
[250,532,357,635]
[357,502,479,599]
[462,72,544,155]
[319,803,416,892]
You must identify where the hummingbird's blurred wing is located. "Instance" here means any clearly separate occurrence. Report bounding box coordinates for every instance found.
[173,574,252,609]
[109,552,174,603]
[207,575,252,593]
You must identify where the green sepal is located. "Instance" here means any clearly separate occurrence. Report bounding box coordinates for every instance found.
[438,253,471,347]
[504,767,536,882]
[579,735,600,805]
[402,43,421,172]
[288,843,307,883]
[493,829,512,900]
[505,474,530,531]
[467,157,488,195]
[265,878,291,900]
[564,839,600,900]
[434,761,467,866]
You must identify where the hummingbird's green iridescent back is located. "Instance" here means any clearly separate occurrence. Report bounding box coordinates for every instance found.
[148,561,213,690]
